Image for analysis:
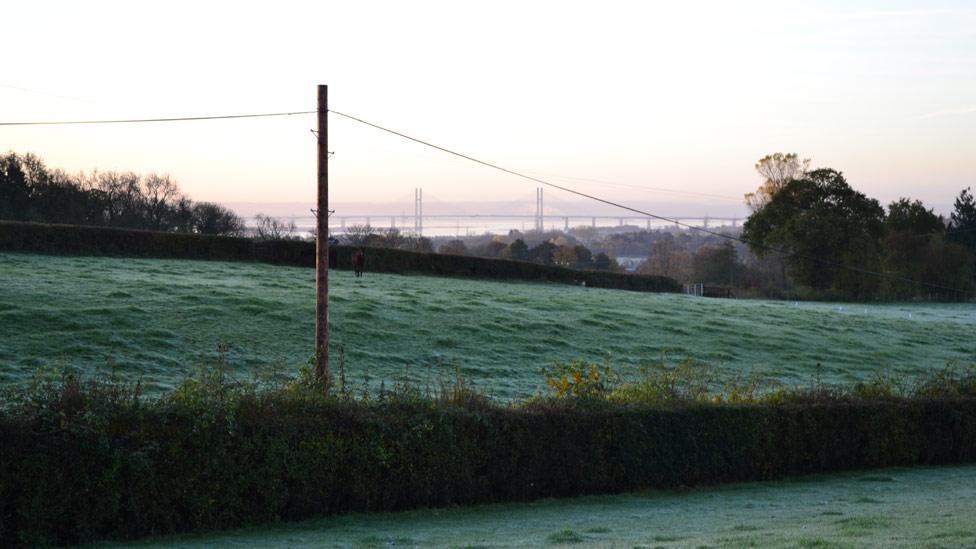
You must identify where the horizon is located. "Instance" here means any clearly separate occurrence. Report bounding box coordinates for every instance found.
[3,1,975,216]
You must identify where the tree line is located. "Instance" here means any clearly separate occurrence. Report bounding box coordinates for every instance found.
[739,153,975,300]
[5,150,973,299]
[0,152,246,236]
[407,152,976,301]
[340,224,619,271]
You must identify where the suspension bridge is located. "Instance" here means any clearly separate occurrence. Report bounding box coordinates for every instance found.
[245,187,741,237]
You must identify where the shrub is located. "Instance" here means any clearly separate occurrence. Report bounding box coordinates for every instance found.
[609,358,716,404]
[3,363,976,546]
[541,359,617,399]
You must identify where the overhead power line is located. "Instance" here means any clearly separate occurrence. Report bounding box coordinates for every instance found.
[0,110,317,126]
[1,105,966,294]
[328,108,966,295]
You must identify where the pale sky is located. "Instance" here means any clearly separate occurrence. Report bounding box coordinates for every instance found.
[2,0,974,215]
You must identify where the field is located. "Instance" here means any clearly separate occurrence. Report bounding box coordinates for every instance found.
[103,464,976,548]
[1,252,974,399]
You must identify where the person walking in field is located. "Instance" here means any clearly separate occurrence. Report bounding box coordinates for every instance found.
[352,248,365,278]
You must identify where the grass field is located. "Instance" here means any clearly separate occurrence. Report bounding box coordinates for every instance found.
[1,252,974,399]
[101,464,976,548]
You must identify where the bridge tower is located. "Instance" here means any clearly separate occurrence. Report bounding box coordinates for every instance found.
[535,188,544,231]
[414,188,423,236]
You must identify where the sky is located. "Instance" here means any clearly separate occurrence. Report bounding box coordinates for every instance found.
[2,0,975,217]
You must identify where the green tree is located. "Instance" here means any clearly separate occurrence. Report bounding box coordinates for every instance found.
[32,169,104,225]
[191,202,245,236]
[439,239,469,255]
[474,240,507,258]
[0,152,39,221]
[692,242,740,286]
[880,198,956,299]
[886,198,944,235]
[948,187,976,256]
[593,252,616,271]
[553,245,577,267]
[529,241,558,265]
[505,238,529,261]
[742,168,885,297]
[572,244,593,268]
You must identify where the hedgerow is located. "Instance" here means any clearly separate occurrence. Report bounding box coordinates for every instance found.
[1,361,975,546]
[0,220,680,293]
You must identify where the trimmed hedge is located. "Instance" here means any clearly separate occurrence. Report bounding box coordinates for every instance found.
[0,220,680,293]
[0,220,312,265]
[2,390,976,546]
[329,244,681,292]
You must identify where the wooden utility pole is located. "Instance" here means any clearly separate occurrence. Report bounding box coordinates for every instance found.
[315,85,329,381]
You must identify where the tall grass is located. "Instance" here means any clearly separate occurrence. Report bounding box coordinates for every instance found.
[537,356,976,406]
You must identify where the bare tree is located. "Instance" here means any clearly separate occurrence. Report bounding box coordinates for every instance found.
[343,224,375,246]
[142,174,184,231]
[406,235,434,252]
[253,213,297,240]
[382,227,408,249]
[638,238,692,281]
[90,171,143,227]
[744,153,810,212]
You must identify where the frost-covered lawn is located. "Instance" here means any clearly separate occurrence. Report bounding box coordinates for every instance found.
[104,465,976,548]
[2,252,974,399]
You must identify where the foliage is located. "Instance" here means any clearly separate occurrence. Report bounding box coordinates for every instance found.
[692,241,741,287]
[344,225,436,252]
[572,244,592,267]
[609,358,717,404]
[744,153,810,212]
[0,219,304,263]
[472,239,507,258]
[439,239,469,256]
[528,241,557,265]
[541,359,617,399]
[0,221,682,294]
[638,236,692,281]
[885,198,944,235]
[0,151,245,236]
[880,199,974,299]
[190,202,246,237]
[911,365,976,399]
[326,242,678,291]
[504,238,529,261]
[742,169,885,297]
[485,236,601,270]
[948,187,976,257]
[593,252,616,270]
[3,363,976,546]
